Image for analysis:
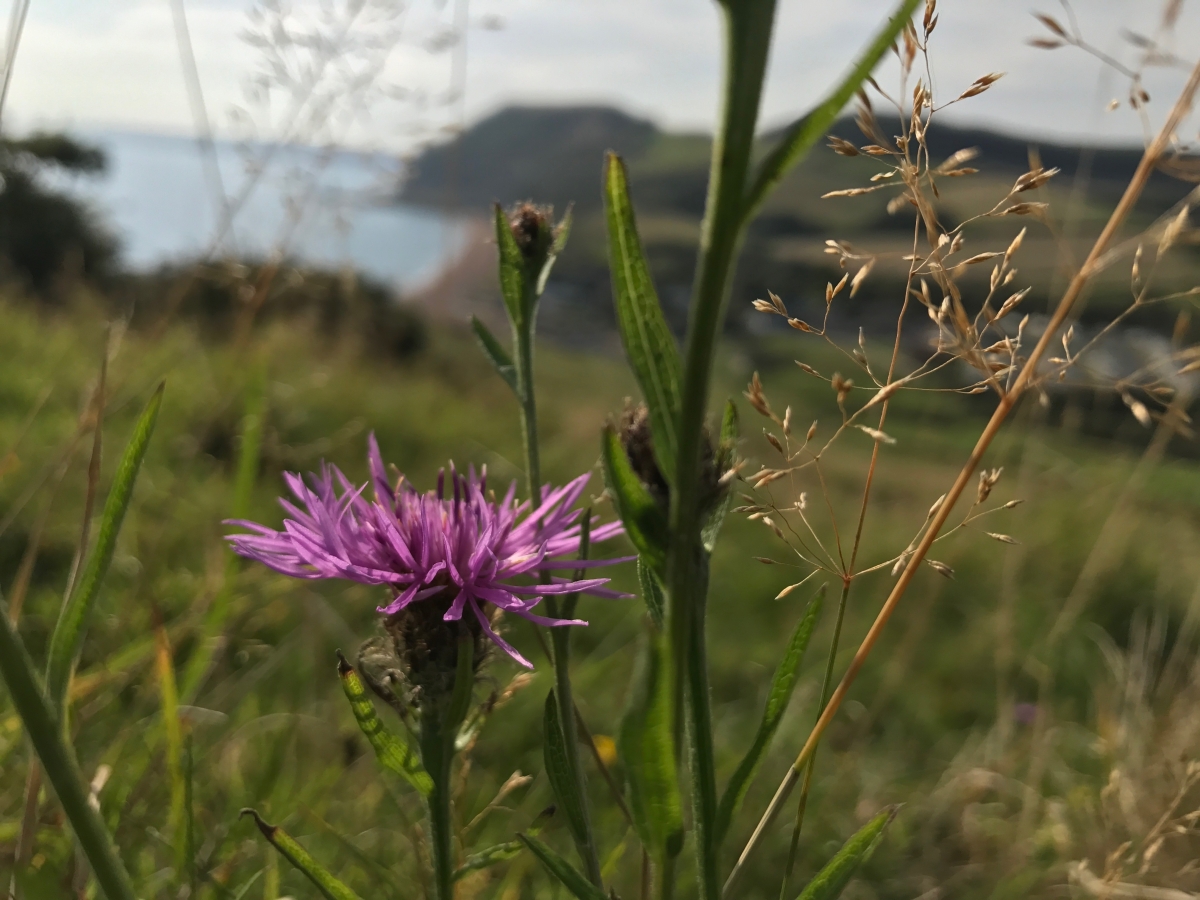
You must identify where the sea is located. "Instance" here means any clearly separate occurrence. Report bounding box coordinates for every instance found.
[55,129,469,292]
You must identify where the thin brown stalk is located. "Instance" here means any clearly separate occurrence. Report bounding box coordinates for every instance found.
[65,349,108,602]
[725,56,1200,892]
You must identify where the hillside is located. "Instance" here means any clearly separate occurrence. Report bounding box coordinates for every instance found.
[399,105,1200,346]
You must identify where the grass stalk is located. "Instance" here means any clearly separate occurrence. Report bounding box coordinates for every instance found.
[726,54,1200,887]
[777,578,850,898]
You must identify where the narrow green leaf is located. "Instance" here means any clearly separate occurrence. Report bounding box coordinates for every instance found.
[600,424,668,577]
[543,690,590,851]
[715,585,825,847]
[603,153,683,484]
[517,834,607,900]
[46,382,164,715]
[636,558,665,630]
[494,203,527,328]
[336,652,432,796]
[470,316,518,394]
[742,0,923,221]
[154,615,187,880]
[618,630,683,861]
[0,592,137,900]
[702,399,740,554]
[453,841,522,881]
[536,205,573,296]
[229,869,264,900]
[241,809,364,900]
[795,806,898,900]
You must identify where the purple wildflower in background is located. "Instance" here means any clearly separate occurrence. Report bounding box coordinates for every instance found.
[226,435,627,668]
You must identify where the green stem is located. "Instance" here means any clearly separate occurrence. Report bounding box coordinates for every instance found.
[512,281,602,885]
[419,704,456,900]
[513,316,542,509]
[658,850,677,900]
[684,559,718,899]
[666,3,776,899]
[779,579,851,899]
[0,593,138,900]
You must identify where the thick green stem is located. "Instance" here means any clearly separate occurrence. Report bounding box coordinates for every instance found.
[419,705,456,900]
[684,559,719,899]
[659,850,677,900]
[666,3,776,899]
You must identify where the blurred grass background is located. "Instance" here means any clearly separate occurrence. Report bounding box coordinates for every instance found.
[2,284,1199,898]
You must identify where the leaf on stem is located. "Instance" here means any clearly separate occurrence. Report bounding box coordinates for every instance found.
[241,809,365,900]
[543,689,591,853]
[742,0,923,220]
[470,316,518,394]
[618,630,683,862]
[336,652,432,795]
[46,382,164,715]
[604,153,683,484]
[714,585,825,848]
[636,558,665,630]
[702,399,740,554]
[517,834,608,900]
[494,203,528,328]
[794,806,899,900]
[600,424,668,577]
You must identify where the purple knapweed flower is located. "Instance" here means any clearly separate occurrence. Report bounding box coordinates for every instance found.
[226,435,627,668]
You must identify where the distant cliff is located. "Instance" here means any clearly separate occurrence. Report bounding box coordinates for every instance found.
[400,104,1197,347]
[399,104,1179,216]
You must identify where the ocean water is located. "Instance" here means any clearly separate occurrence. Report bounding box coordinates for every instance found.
[59,130,468,291]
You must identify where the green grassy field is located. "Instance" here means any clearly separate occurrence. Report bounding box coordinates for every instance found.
[2,296,1199,898]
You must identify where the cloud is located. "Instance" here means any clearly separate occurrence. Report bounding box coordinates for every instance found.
[5,0,1198,149]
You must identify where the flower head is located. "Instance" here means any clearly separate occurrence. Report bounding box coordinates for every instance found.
[226,435,627,669]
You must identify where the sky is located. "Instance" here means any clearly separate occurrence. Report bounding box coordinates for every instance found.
[5,0,1198,153]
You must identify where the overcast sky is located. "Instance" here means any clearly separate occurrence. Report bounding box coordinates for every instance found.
[6,0,1198,152]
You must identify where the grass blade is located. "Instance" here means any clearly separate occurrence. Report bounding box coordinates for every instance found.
[794,806,898,900]
[470,315,518,394]
[241,809,364,900]
[600,424,668,578]
[0,592,137,900]
[183,365,266,700]
[715,585,825,847]
[154,611,187,881]
[45,382,165,715]
[543,690,591,856]
[336,652,432,795]
[454,841,522,881]
[741,0,922,221]
[618,630,683,862]
[517,834,607,900]
[603,153,683,484]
